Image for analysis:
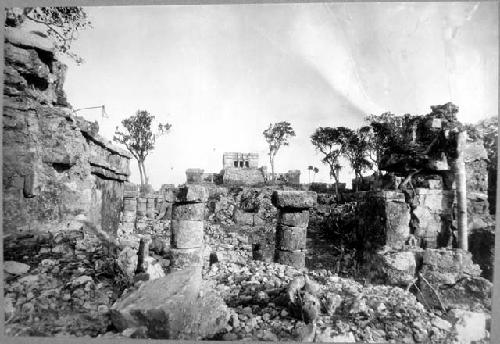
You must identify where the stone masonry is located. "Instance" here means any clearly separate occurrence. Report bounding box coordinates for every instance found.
[272,191,317,268]
[170,185,208,271]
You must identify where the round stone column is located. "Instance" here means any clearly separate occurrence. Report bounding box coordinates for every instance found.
[272,190,317,268]
[170,185,208,271]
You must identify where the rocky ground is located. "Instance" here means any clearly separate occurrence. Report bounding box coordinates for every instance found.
[5,222,491,342]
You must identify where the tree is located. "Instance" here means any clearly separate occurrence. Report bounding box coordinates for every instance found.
[5,7,92,64]
[312,167,319,182]
[365,112,405,171]
[113,110,172,185]
[311,127,351,198]
[263,121,296,182]
[342,127,374,191]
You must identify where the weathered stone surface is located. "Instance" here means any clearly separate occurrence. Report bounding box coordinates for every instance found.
[276,225,307,251]
[170,247,204,269]
[233,209,255,226]
[420,249,481,283]
[175,185,208,203]
[272,191,317,209]
[171,220,204,248]
[172,203,205,221]
[448,309,487,344]
[275,249,306,268]
[417,249,491,310]
[3,261,30,275]
[186,168,204,184]
[357,192,410,251]
[279,210,310,227]
[222,167,265,186]
[369,251,418,286]
[110,268,229,339]
[146,198,155,218]
[5,27,56,54]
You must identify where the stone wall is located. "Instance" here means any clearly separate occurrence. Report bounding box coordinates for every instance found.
[222,167,266,186]
[3,26,131,236]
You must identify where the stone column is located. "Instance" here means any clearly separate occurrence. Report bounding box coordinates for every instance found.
[272,191,317,268]
[137,197,147,218]
[146,196,156,219]
[170,185,208,271]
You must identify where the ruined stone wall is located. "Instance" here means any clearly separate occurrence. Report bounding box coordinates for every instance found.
[222,167,266,185]
[3,26,131,236]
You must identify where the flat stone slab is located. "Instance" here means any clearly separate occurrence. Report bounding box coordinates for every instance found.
[171,220,204,248]
[272,191,317,209]
[172,203,205,221]
[110,268,229,339]
[176,185,208,203]
[278,210,310,227]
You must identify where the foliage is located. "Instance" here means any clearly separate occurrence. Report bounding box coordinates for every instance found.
[365,112,406,169]
[6,7,92,64]
[263,121,296,181]
[311,127,347,182]
[113,110,171,185]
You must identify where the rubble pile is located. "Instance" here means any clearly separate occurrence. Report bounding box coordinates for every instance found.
[4,227,130,337]
[202,259,489,343]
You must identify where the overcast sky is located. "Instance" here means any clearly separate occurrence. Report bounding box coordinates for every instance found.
[60,2,498,188]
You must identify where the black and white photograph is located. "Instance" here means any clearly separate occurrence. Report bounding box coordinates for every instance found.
[2,1,499,343]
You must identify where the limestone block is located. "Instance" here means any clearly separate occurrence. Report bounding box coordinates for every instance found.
[272,191,317,210]
[384,200,411,247]
[110,268,229,340]
[222,167,265,186]
[171,220,204,248]
[279,210,309,227]
[5,27,55,53]
[275,249,306,268]
[146,198,155,218]
[421,249,481,284]
[123,198,137,212]
[172,203,205,221]
[121,212,136,223]
[176,185,208,203]
[170,247,204,269]
[276,225,307,251]
[137,198,147,217]
[376,251,417,286]
[449,309,487,344]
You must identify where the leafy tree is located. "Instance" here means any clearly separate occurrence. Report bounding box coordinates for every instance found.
[307,165,320,184]
[5,7,92,64]
[263,121,296,182]
[365,112,405,171]
[311,127,352,197]
[343,126,374,191]
[113,110,172,185]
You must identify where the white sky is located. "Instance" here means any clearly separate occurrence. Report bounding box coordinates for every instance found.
[58,2,498,188]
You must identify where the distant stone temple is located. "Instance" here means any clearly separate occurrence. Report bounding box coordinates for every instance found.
[185,152,300,186]
[222,152,259,169]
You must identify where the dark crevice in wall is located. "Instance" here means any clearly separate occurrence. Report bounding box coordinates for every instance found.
[52,162,72,173]
[35,49,54,73]
[19,71,49,90]
[91,170,123,182]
